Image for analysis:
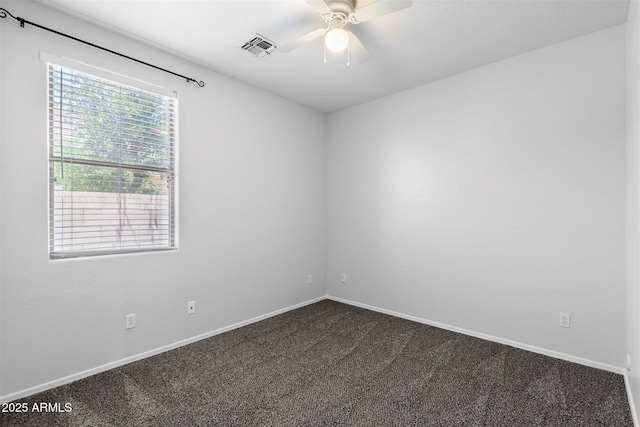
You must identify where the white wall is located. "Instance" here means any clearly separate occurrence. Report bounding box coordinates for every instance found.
[0,0,326,399]
[626,0,640,422]
[327,25,627,369]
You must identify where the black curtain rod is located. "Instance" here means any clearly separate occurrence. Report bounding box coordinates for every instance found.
[0,7,205,87]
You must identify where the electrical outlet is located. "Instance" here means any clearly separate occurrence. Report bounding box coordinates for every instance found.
[559,313,571,328]
[307,274,313,285]
[187,301,195,315]
[341,273,347,284]
[125,313,136,329]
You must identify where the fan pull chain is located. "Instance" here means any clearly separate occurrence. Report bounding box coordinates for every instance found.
[347,45,351,67]
[324,42,327,63]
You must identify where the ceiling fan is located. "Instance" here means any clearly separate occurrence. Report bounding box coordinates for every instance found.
[279,0,413,64]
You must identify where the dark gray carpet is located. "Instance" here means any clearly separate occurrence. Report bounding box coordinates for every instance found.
[1,300,633,426]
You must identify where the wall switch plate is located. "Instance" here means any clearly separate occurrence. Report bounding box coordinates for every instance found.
[559,313,571,328]
[307,274,313,285]
[341,273,347,284]
[125,313,136,329]
[187,301,195,315]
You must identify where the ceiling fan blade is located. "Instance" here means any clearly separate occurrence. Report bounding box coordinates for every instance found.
[279,28,327,53]
[305,0,332,14]
[352,0,413,23]
[348,31,372,64]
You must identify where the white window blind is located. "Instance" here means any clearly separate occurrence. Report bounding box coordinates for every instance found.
[48,64,177,259]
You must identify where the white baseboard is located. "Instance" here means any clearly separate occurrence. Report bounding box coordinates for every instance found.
[624,372,640,427]
[0,296,326,404]
[327,295,625,375]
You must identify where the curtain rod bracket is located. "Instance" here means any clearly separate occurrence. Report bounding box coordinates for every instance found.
[0,7,205,87]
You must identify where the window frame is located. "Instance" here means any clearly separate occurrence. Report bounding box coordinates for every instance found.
[44,53,179,259]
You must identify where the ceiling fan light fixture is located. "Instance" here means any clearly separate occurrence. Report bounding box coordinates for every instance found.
[325,28,349,52]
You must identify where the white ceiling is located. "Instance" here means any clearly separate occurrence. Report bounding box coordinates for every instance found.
[34,0,629,113]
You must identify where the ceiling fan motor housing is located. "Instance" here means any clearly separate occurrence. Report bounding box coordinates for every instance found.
[326,0,355,17]
[324,0,359,27]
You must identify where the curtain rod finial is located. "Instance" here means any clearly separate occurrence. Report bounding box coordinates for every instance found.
[0,7,13,20]
[0,8,26,27]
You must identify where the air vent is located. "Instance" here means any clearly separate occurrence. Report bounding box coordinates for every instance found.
[241,34,278,58]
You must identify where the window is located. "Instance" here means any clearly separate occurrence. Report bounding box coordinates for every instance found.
[48,63,177,259]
